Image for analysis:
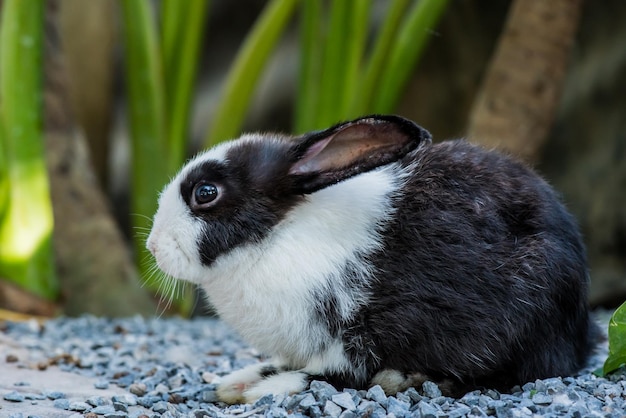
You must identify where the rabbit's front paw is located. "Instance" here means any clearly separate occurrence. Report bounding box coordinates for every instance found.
[217,363,278,404]
[242,371,309,404]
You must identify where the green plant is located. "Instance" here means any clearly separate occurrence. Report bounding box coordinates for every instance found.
[205,0,298,146]
[604,301,626,375]
[122,0,448,312]
[121,0,208,312]
[295,0,450,133]
[0,0,58,300]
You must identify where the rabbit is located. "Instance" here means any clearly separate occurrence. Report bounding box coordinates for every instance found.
[146,114,598,404]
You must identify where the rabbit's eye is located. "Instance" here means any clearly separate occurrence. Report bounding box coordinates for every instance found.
[192,183,219,208]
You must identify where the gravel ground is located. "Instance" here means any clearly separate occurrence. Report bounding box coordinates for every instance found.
[0,312,624,418]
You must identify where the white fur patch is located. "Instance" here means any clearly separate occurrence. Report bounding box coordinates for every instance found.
[148,135,404,390]
[242,371,309,403]
[216,362,272,404]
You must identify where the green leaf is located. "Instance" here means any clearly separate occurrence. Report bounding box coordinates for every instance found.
[161,0,209,170]
[294,0,322,134]
[351,0,410,116]
[120,0,169,281]
[205,0,297,146]
[372,0,449,113]
[604,301,626,375]
[0,0,58,300]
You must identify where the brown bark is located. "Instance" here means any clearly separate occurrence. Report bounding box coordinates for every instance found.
[44,1,155,316]
[467,0,583,161]
[58,0,116,189]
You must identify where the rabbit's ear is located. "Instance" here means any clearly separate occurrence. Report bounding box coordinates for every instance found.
[289,115,430,194]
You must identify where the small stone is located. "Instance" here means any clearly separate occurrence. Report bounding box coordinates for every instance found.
[94,380,109,389]
[6,353,19,362]
[24,392,45,400]
[112,394,137,406]
[129,383,147,396]
[298,393,317,408]
[386,396,410,416]
[113,402,128,412]
[69,401,91,411]
[421,381,442,398]
[254,394,274,408]
[324,400,343,417]
[404,387,423,403]
[152,401,169,413]
[103,414,128,418]
[91,405,116,415]
[447,404,471,418]
[86,396,107,407]
[310,380,339,402]
[3,391,25,402]
[366,385,387,404]
[532,393,553,405]
[331,392,356,410]
[137,395,158,408]
[418,400,439,418]
[53,398,70,410]
[357,400,387,418]
[45,390,66,400]
[338,411,356,418]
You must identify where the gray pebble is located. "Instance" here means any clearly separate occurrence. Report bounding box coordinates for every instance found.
[53,398,70,410]
[92,405,116,414]
[4,391,26,402]
[386,396,410,416]
[366,385,387,404]
[44,390,66,400]
[298,393,318,409]
[448,404,472,418]
[532,393,553,405]
[417,400,439,418]
[421,381,442,398]
[24,392,46,400]
[112,393,138,406]
[94,379,110,389]
[331,392,356,410]
[152,400,169,413]
[129,382,147,396]
[103,414,128,418]
[323,400,343,417]
[69,401,91,411]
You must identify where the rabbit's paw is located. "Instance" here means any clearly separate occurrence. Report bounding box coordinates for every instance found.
[242,371,309,404]
[217,363,280,404]
[371,369,429,395]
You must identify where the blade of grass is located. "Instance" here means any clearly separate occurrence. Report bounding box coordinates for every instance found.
[205,0,298,146]
[120,0,168,272]
[372,0,449,113]
[351,0,410,116]
[160,0,185,81]
[340,0,371,119]
[0,0,58,299]
[294,0,322,134]
[315,0,351,128]
[162,0,209,171]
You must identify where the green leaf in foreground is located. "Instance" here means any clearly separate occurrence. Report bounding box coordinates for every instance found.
[0,0,58,299]
[604,301,626,375]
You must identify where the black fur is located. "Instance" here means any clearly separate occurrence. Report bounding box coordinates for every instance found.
[325,139,596,393]
[177,115,596,396]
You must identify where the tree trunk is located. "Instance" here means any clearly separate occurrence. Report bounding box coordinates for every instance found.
[44,1,155,316]
[467,0,583,162]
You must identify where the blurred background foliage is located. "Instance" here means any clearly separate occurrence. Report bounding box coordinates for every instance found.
[0,0,624,324]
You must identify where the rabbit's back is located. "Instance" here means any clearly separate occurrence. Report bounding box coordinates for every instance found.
[344,140,594,392]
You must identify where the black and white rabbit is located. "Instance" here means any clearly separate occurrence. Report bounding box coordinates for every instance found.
[147,115,597,404]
